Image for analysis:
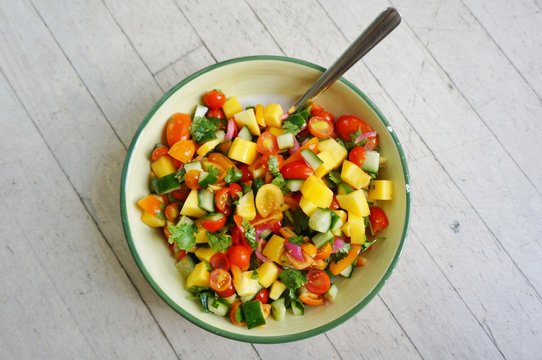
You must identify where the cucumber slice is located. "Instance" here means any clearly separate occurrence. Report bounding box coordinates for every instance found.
[198,189,214,212]
[150,175,159,194]
[184,161,203,172]
[271,298,286,321]
[242,300,267,329]
[155,173,181,194]
[175,255,195,278]
[177,215,194,225]
[285,179,304,192]
[290,299,304,316]
[238,126,252,141]
[329,211,343,233]
[339,264,355,278]
[208,297,229,317]
[222,294,237,304]
[337,182,354,195]
[362,150,380,173]
[301,149,324,169]
[309,208,332,233]
[198,171,218,188]
[324,284,339,302]
[277,133,295,149]
[312,231,334,248]
[194,104,208,118]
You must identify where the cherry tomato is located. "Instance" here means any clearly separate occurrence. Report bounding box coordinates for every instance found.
[283,137,319,166]
[238,164,252,182]
[335,115,379,150]
[308,116,334,139]
[310,103,325,116]
[210,252,231,271]
[214,188,231,212]
[254,288,269,304]
[184,169,201,190]
[230,300,246,326]
[261,153,284,172]
[217,282,235,297]
[256,131,279,155]
[201,213,227,232]
[368,206,389,235]
[227,245,251,270]
[203,89,226,110]
[166,113,191,147]
[284,193,301,209]
[281,161,314,179]
[168,140,196,163]
[206,108,225,119]
[330,196,340,210]
[209,269,232,293]
[348,146,366,167]
[164,203,180,223]
[151,146,169,161]
[229,183,243,200]
[314,242,332,260]
[251,212,283,234]
[231,226,242,246]
[220,205,232,217]
[306,269,331,295]
[319,111,334,123]
[170,184,190,201]
[207,152,236,170]
[299,291,324,306]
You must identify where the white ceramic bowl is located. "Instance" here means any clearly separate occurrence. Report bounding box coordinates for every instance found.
[120,56,411,343]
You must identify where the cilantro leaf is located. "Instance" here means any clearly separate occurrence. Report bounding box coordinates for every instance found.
[282,114,306,135]
[207,232,232,252]
[198,166,220,188]
[296,105,312,120]
[329,242,351,263]
[242,219,257,249]
[279,268,307,291]
[291,208,310,235]
[167,222,197,251]
[267,155,281,177]
[288,235,304,245]
[190,116,219,143]
[271,175,289,194]
[328,170,342,185]
[362,237,385,252]
[225,167,242,184]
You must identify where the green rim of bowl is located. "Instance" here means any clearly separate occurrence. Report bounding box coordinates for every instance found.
[120,55,411,344]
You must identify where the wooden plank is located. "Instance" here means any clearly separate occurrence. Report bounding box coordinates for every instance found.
[0,0,259,358]
[0,71,176,358]
[103,0,201,74]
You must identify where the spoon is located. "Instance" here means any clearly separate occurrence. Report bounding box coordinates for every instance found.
[288,7,402,114]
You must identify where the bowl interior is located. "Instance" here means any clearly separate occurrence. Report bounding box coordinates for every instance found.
[121,57,410,343]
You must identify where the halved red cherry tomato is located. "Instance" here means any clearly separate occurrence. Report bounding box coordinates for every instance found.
[217,282,235,297]
[166,113,191,147]
[299,291,324,306]
[319,111,334,123]
[310,103,325,116]
[348,146,366,167]
[368,206,389,235]
[229,183,243,200]
[170,184,190,201]
[335,115,379,150]
[201,213,227,232]
[227,245,251,270]
[214,188,231,213]
[231,226,242,246]
[203,89,226,110]
[306,269,331,295]
[209,269,232,293]
[238,164,252,182]
[206,108,225,119]
[230,300,246,326]
[330,196,340,210]
[164,203,180,222]
[210,252,231,271]
[254,288,269,304]
[151,146,169,161]
[281,161,313,179]
[256,131,279,155]
[308,116,334,139]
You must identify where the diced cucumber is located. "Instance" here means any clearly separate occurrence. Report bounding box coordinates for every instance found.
[194,104,208,118]
[177,215,194,225]
[175,255,195,278]
[329,211,343,233]
[277,133,295,149]
[150,175,159,194]
[242,300,267,329]
[309,208,332,233]
[184,161,203,172]
[301,149,324,169]
[312,231,334,248]
[238,126,252,141]
[285,179,304,192]
[251,167,265,179]
[252,178,265,192]
[155,173,181,194]
[337,182,354,194]
[198,171,218,188]
[271,298,286,321]
[339,264,355,278]
[208,297,229,317]
[362,150,380,173]
[222,294,237,304]
[290,299,304,316]
[324,284,339,302]
[240,284,263,303]
[198,189,214,212]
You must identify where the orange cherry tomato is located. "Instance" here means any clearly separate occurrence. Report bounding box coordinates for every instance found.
[314,242,332,260]
[203,89,226,110]
[329,244,361,275]
[301,243,317,258]
[185,170,201,190]
[209,269,232,293]
[348,146,366,167]
[306,269,331,295]
[299,291,324,306]
[207,152,236,170]
[256,131,279,155]
[168,140,196,163]
[166,113,191,147]
[230,300,246,326]
[283,137,319,166]
[164,203,180,223]
[308,116,334,139]
[151,146,169,161]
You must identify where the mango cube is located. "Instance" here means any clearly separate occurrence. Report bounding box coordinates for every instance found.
[257,262,281,288]
[341,222,351,237]
[195,247,218,262]
[347,214,366,245]
[234,108,261,136]
[263,104,284,128]
[196,132,224,157]
[368,180,393,200]
[140,211,165,227]
[185,261,210,289]
[340,160,371,189]
[222,96,243,119]
[255,104,266,127]
[228,137,258,165]
[318,138,347,169]
[269,280,287,300]
[314,151,335,178]
[300,175,333,208]
[234,270,260,297]
[336,190,370,217]
[268,127,285,136]
[299,195,318,216]
[151,156,176,178]
[180,189,206,218]
[194,222,209,243]
[236,190,256,220]
[262,235,285,263]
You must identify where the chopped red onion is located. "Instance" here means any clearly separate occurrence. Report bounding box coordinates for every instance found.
[281,112,289,120]
[332,238,345,253]
[255,248,269,262]
[284,241,304,261]
[354,131,377,144]
[225,118,236,140]
[289,137,300,154]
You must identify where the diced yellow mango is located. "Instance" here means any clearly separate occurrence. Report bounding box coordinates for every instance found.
[180,189,206,218]
[314,151,335,178]
[228,137,258,165]
[234,270,260,297]
[336,190,370,217]
[318,138,347,169]
[140,211,165,227]
[300,175,333,208]
[268,127,284,136]
[257,262,281,288]
[333,209,347,224]
[368,180,393,200]
[341,160,372,189]
[299,195,318,216]
[269,280,287,300]
[185,261,210,289]
[222,96,243,119]
[341,222,351,237]
[262,235,285,263]
[194,221,208,243]
[196,138,222,157]
[264,104,284,128]
[236,190,256,220]
[151,156,176,178]
[195,247,218,262]
[255,104,266,127]
[234,108,261,136]
[347,214,366,245]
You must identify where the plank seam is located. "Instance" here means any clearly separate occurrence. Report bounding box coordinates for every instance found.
[152,44,205,77]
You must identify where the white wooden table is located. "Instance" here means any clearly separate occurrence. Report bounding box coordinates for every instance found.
[1,0,541,358]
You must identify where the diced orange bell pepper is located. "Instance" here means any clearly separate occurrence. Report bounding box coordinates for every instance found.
[168,140,196,163]
[283,137,319,166]
[329,244,361,275]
